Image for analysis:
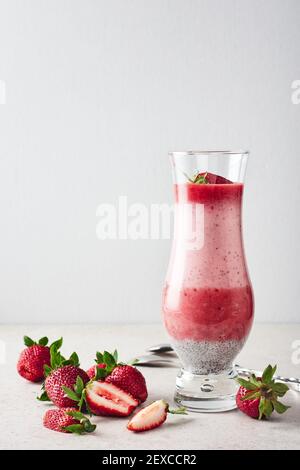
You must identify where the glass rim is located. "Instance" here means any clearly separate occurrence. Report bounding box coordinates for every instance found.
[169,150,249,157]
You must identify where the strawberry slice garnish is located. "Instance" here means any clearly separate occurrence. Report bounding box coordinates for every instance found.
[186,171,233,184]
[236,364,290,419]
[127,400,187,432]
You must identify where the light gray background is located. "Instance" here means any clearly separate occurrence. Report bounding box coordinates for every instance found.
[0,0,299,324]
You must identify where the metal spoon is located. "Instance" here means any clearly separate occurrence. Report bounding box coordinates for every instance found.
[147,343,173,353]
[146,343,174,354]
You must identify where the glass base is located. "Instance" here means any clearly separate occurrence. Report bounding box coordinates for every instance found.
[174,367,238,412]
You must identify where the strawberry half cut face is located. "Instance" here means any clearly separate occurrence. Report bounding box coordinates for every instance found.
[85,381,139,417]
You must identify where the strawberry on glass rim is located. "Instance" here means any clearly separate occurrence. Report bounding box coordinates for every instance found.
[236,364,290,419]
[185,171,233,185]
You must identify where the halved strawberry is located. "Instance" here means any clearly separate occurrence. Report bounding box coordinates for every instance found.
[87,350,148,402]
[85,381,139,417]
[127,400,186,432]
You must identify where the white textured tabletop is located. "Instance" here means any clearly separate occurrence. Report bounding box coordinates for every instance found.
[0,323,299,450]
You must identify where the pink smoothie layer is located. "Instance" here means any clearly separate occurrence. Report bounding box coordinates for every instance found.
[163,182,254,343]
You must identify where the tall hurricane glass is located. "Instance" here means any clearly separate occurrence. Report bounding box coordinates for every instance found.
[162,151,254,412]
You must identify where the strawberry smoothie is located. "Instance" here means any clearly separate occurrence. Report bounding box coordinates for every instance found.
[162,178,254,374]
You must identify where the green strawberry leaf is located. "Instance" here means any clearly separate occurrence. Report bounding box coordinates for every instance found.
[272,400,290,414]
[43,364,52,377]
[69,352,80,367]
[249,374,261,387]
[95,351,103,364]
[50,346,65,369]
[263,399,274,418]
[62,386,80,403]
[128,357,139,366]
[37,390,50,401]
[66,410,86,421]
[79,389,92,415]
[237,377,258,391]
[258,396,266,420]
[78,393,85,412]
[63,424,84,434]
[193,172,208,184]
[262,364,276,384]
[95,366,107,380]
[112,349,118,363]
[168,406,188,415]
[60,359,72,366]
[241,391,260,401]
[24,336,36,347]
[272,382,289,397]
[49,337,63,352]
[83,420,97,433]
[38,336,49,346]
[103,351,116,370]
[75,376,84,396]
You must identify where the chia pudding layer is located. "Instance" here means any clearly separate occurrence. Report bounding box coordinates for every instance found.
[172,338,245,375]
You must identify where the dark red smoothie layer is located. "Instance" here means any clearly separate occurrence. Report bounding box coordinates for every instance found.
[175,182,244,204]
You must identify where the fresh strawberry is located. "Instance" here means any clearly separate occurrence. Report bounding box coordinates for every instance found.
[84,381,139,417]
[106,365,147,403]
[190,172,233,184]
[43,407,96,434]
[127,400,187,432]
[236,364,290,420]
[38,343,89,408]
[86,363,106,380]
[88,350,148,402]
[44,365,89,408]
[17,336,61,382]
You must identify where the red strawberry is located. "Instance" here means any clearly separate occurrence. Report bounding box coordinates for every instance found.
[38,345,89,408]
[88,350,148,403]
[236,386,261,418]
[44,365,89,408]
[86,363,106,380]
[127,400,187,432]
[17,336,60,382]
[236,364,290,420]
[43,407,96,434]
[191,172,233,185]
[106,365,148,403]
[85,381,139,417]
